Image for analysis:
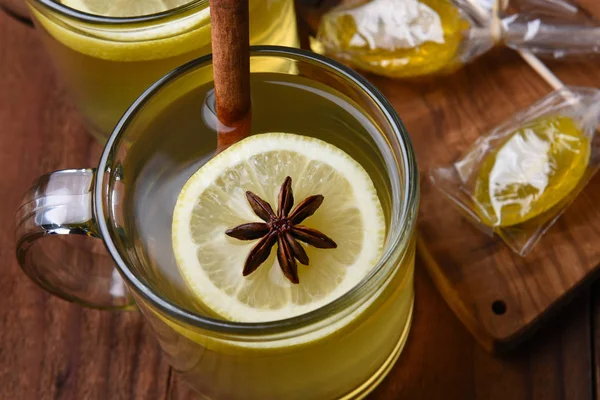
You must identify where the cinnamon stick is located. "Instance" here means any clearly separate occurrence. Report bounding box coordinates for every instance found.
[210,0,252,152]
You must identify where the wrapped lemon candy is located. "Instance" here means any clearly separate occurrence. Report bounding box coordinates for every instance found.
[472,115,590,228]
[311,0,485,78]
[430,87,600,255]
[311,0,600,79]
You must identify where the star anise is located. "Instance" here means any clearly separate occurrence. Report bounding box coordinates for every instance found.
[225,176,337,284]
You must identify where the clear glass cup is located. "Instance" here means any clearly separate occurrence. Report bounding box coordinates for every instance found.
[15,47,419,399]
[25,0,299,142]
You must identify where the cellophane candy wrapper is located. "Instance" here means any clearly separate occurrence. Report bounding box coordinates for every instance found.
[310,0,600,79]
[310,0,493,78]
[430,86,600,256]
[499,0,600,58]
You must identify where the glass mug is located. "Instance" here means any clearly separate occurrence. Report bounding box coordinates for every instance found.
[15,47,419,399]
[25,0,298,142]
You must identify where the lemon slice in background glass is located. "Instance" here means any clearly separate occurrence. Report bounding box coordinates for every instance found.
[473,115,590,227]
[172,133,386,323]
[60,0,192,17]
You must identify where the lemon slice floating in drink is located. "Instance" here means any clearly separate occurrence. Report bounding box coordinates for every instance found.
[172,133,385,323]
[30,0,211,61]
[61,0,192,17]
[473,115,590,227]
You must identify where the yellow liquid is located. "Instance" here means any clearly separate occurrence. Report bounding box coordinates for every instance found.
[473,115,590,227]
[27,0,298,141]
[119,73,416,399]
[140,245,414,399]
[313,0,469,78]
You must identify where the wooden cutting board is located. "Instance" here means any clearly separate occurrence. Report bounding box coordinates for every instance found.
[297,0,600,353]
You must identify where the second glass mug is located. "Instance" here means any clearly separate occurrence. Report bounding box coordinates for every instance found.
[25,0,299,142]
[15,47,419,399]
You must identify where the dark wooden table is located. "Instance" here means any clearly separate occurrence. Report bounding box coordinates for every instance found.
[1,5,600,399]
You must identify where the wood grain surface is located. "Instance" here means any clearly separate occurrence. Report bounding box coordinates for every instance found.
[300,0,600,353]
[0,3,599,400]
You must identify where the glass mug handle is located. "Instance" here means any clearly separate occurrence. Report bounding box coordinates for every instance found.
[15,169,133,309]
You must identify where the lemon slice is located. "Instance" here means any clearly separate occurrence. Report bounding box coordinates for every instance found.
[29,2,210,62]
[60,0,191,17]
[172,133,386,323]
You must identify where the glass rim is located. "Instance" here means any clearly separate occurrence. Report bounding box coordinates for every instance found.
[95,46,419,336]
[30,0,207,24]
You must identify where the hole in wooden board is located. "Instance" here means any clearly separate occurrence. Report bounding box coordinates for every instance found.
[492,300,507,315]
